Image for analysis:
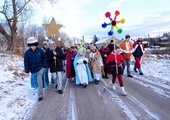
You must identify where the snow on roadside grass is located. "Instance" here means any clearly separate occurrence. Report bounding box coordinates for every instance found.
[0,53,37,120]
[132,54,170,83]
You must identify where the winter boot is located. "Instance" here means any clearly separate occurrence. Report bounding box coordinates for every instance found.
[134,67,138,72]
[94,79,99,85]
[83,83,87,88]
[120,87,127,96]
[58,89,63,94]
[112,84,116,91]
[139,72,144,75]
[55,84,58,89]
[105,73,109,79]
[139,69,143,75]
[71,78,75,82]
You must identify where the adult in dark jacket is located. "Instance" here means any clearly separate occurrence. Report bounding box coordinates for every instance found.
[46,41,65,94]
[99,41,111,79]
[107,40,114,52]
[55,45,65,94]
[46,41,57,73]
[24,37,47,101]
[42,41,49,86]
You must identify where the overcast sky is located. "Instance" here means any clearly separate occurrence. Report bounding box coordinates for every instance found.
[1,0,170,42]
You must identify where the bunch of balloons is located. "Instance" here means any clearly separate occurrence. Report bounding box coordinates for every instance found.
[102,10,125,36]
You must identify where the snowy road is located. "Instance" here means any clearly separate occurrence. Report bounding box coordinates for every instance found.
[1,53,170,120]
[27,74,170,120]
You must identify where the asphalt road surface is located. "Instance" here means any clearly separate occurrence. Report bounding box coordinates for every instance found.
[27,74,170,120]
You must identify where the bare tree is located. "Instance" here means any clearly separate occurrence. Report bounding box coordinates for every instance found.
[0,0,58,51]
[0,0,32,51]
[60,32,69,44]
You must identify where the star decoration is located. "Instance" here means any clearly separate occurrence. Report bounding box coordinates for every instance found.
[43,18,63,37]
[102,10,125,36]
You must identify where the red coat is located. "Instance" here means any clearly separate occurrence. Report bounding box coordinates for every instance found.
[106,52,124,65]
[106,52,124,74]
[66,49,77,78]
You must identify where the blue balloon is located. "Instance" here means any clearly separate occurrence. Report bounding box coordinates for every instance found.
[108,31,113,36]
[102,22,107,28]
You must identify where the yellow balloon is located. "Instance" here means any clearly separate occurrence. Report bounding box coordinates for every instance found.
[121,18,125,24]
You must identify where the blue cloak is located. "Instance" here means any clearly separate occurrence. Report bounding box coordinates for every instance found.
[73,55,93,85]
[31,71,49,89]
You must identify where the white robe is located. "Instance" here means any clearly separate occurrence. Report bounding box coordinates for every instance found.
[76,58,88,84]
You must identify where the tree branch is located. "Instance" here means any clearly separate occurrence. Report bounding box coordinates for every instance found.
[0,24,11,41]
[17,0,31,16]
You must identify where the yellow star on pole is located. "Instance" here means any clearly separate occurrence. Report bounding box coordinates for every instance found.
[43,18,63,37]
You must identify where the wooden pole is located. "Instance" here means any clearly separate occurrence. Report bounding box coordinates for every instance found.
[113,35,118,74]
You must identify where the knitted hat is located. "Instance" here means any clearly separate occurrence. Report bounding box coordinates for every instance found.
[137,38,142,42]
[110,40,114,43]
[27,37,38,46]
[43,41,48,46]
[125,34,130,39]
[70,43,75,48]
[48,40,54,45]
[103,41,108,46]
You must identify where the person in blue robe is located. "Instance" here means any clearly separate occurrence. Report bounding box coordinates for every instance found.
[73,47,92,88]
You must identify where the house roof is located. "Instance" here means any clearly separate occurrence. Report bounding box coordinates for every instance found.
[95,36,121,46]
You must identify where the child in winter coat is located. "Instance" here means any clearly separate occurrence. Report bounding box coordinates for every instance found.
[132,38,145,75]
[106,46,127,96]
[24,37,48,101]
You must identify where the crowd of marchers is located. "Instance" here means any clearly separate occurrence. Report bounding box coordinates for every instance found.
[24,34,145,101]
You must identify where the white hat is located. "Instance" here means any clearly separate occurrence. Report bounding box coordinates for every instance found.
[27,37,38,44]
[43,41,48,45]
[48,40,54,44]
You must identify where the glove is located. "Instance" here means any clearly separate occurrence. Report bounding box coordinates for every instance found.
[83,60,87,64]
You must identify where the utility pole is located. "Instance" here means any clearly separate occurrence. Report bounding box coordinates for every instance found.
[148,34,151,47]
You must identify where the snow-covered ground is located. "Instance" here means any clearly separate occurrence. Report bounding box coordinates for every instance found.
[0,53,37,120]
[0,51,170,120]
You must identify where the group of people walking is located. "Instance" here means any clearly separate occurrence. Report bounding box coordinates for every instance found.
[24,34,145,101]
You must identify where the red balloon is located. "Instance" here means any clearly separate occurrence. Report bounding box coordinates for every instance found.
[105,12,111,18]
[115,10,120,16]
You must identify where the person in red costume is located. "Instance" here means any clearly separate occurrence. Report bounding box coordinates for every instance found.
[106,46,127,96]
[66,44,77,81]
[99,41,111,79]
